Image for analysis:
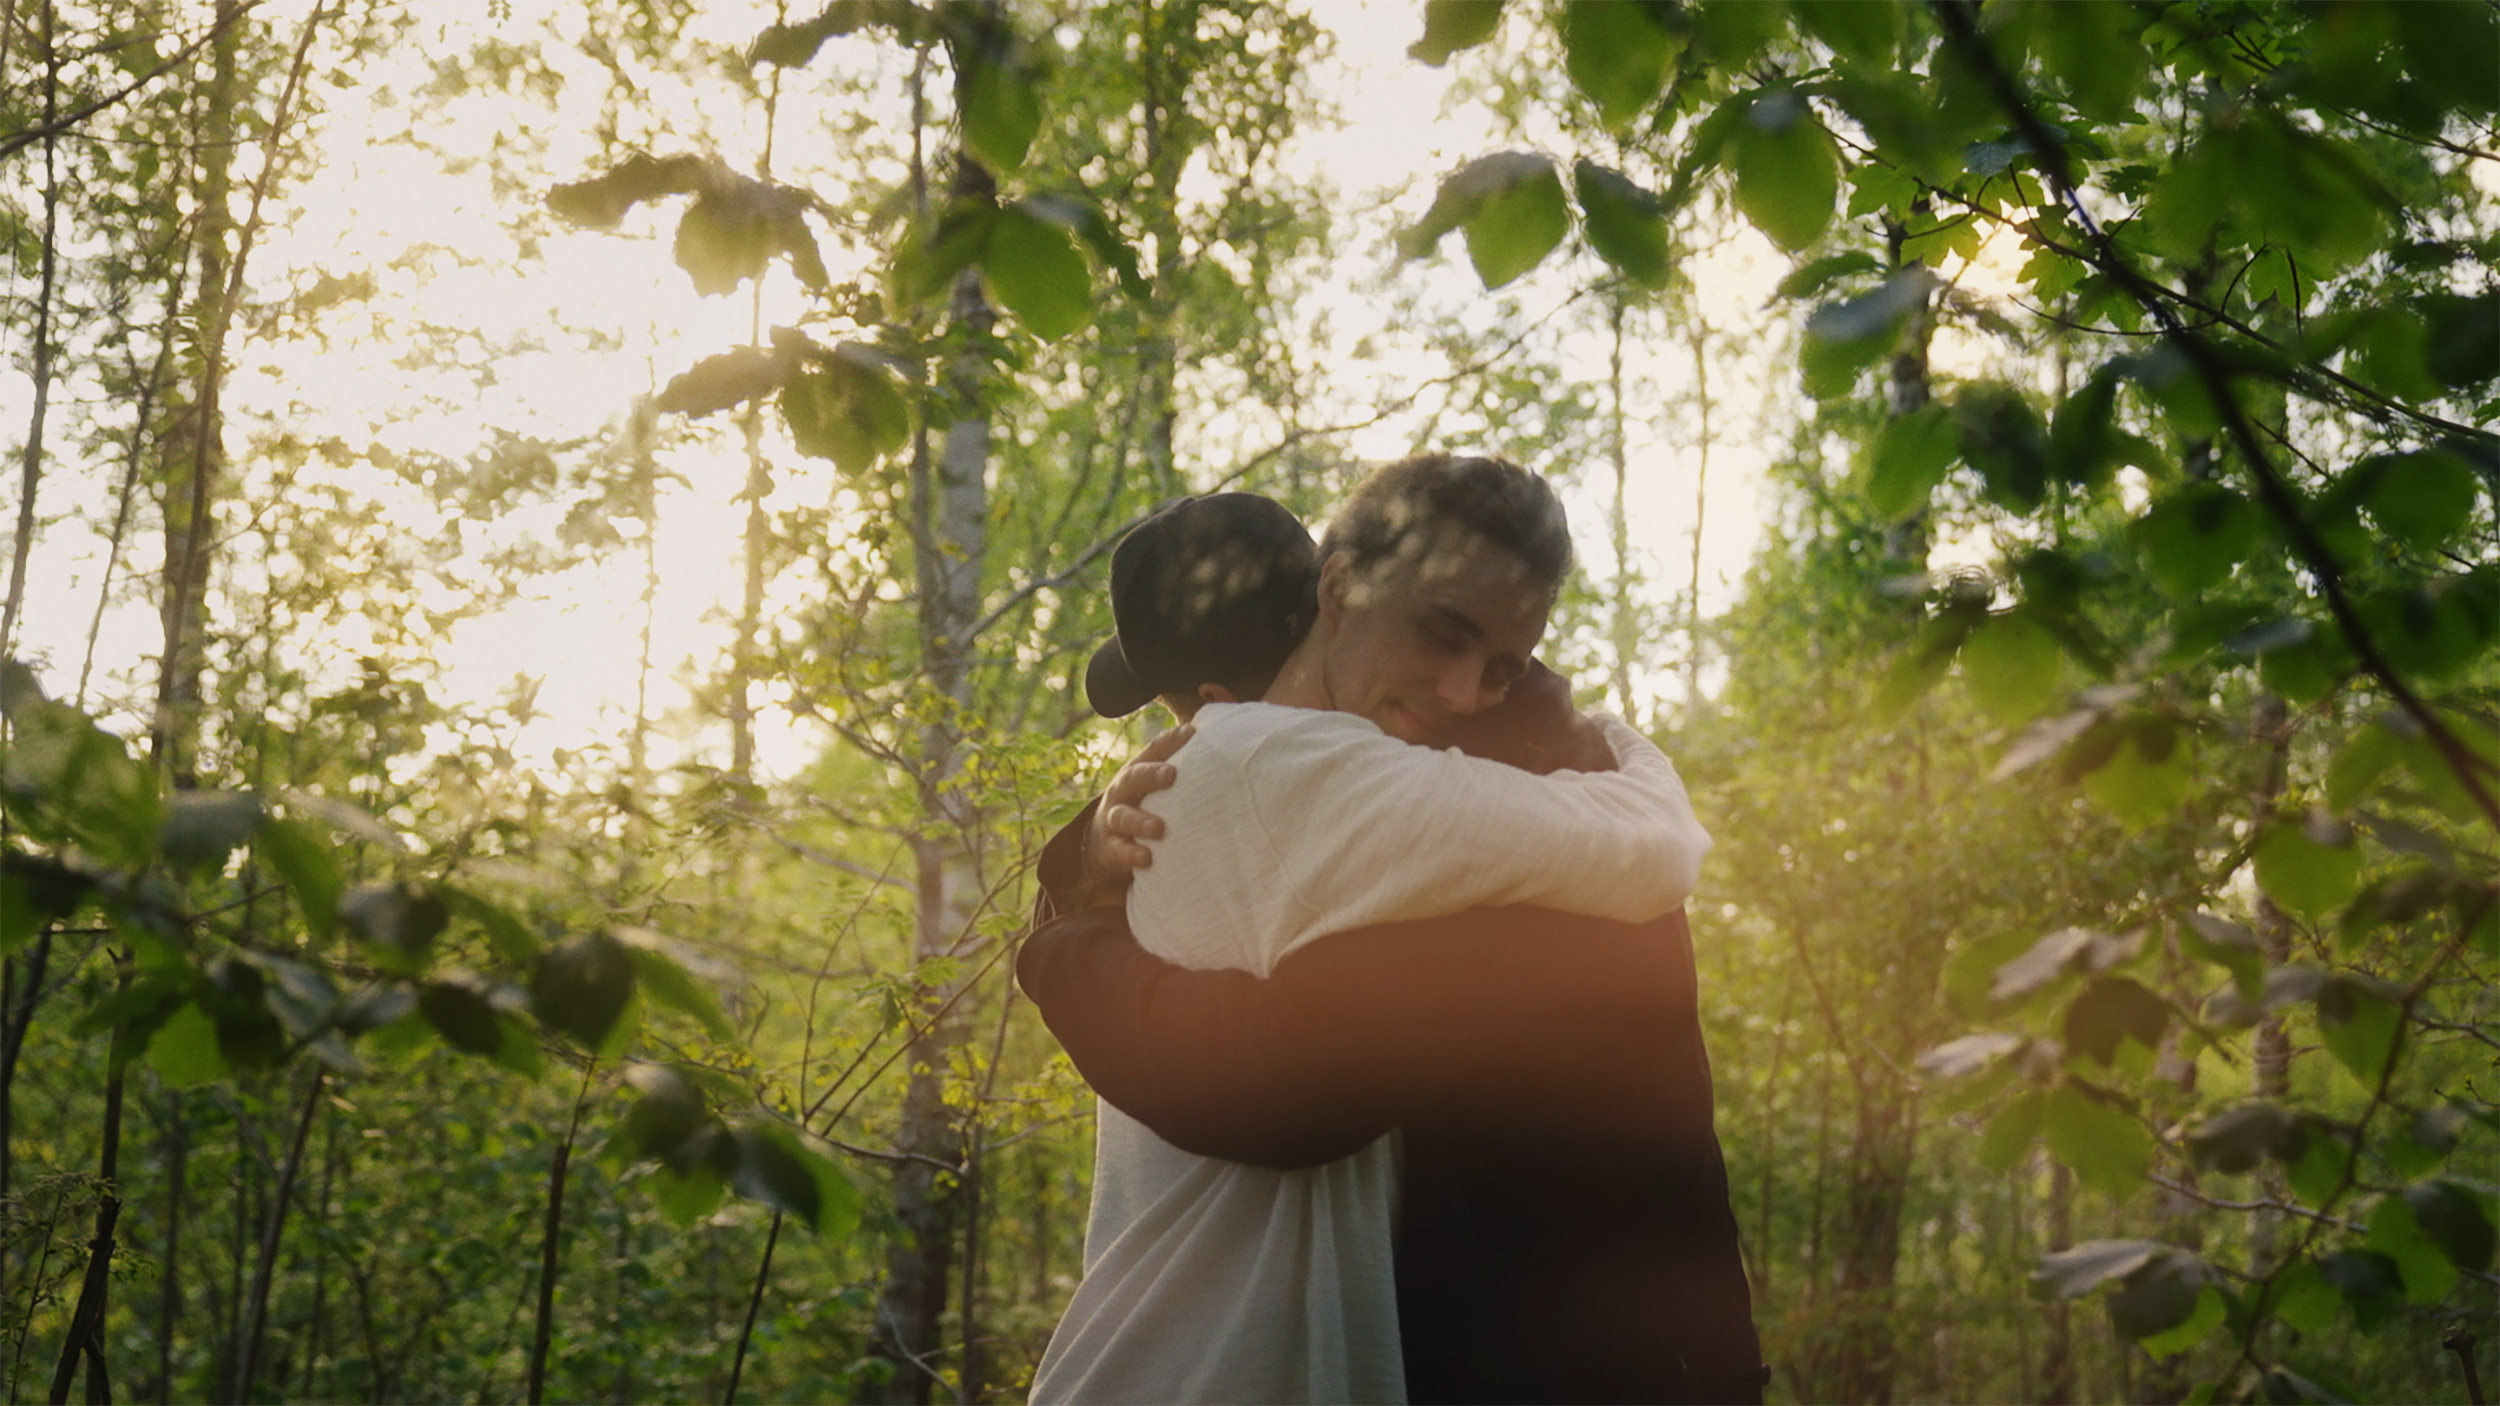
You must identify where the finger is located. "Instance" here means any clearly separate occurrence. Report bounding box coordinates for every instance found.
[1137,724,1195,763]
[1106,762,1178,807]
[1103,837,1154,873]
[1100,803,1165,841]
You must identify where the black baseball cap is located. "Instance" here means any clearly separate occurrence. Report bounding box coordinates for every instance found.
[1085,493,1319,719]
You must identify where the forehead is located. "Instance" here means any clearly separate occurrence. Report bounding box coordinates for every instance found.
[1356,525,1554,639]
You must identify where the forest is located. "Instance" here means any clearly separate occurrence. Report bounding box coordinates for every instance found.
[1,0,2495,1401]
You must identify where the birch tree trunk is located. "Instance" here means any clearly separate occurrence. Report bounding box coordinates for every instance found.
[861,150,995,1406]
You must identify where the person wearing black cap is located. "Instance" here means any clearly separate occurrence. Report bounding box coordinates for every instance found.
[1080,491,1323,724]
[1021,457,1759,1404]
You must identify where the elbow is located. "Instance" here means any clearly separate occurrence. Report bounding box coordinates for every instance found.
[1647,821,1712,916]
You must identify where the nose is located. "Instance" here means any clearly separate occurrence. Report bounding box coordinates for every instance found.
[1438,655,1493,715]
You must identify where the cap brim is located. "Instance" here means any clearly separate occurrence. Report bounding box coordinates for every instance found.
[1085,636,1155,719]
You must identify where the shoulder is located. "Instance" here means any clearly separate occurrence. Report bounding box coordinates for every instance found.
[1194,702,1390,759]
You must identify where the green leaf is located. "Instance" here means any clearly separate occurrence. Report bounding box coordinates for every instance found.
[1916,1032,2023,1081]
[2043,1081,2151,1198]
[1688,0,1784,68]
[1562,0,1683,129]
[1960,612,2063,725]
[2253,820,2361,919]
[2082,720,2192,831]
[2320,1248,2403,1331]
[1980,1088,2045,1172]
[1730,89,1838,253]
[73,970,195,1066]
[1991,926,2094,1003]
[2185,1103,2303,1175]
[2316,978,2403,1087]
[532,930,636,1049]
[2405,1180,2497,1274]
[621,936,735,1041]
[145,1002,230,1089]
[2062,977,2168,1067]
[341,883,450,976]
[1952,384,2049,513]
[1801,269,1932,399]
[439,884,540,965]
[1873,606,1981,720]
[2028,0,2147,123]
[1864,405,1958,520]
[650,1163,729,1227]
[490,1013,545,1078]
[1774,250,1882,301]
[1572,161,1670,288]
[201,958,288,1072]
[1792,0,1900,65]
[2031,1238,2162,1298]
[2181,913,2263,999]
[1,853,92,956]
[656,345,788,417]
[2360,449,2481,551]
[2386,1103,2471,1177]
[2287,1118,2359,1205]
[618,1063,713,1161]
[2390,0,2500,117]
[2108,1249,2215,1346]
[731,1121,857,1236]
[253,819,338,939]
[1409,0,1504,65]
[334,986,415,1036]
[2367,1192,2458,1304]
[958,43,1043,175]
[160,790,265,872]
[2046,371,2121,489]
[784,348,913,474]
[892,198,998,308]
[673,190,778,297]
[419,979,505,1055]
[2326,722,2404,813]
[1464,155,1569,289]
[982,205,1092,340]
[2267,1258,2340,1334]
[2131,1281,2225,1359]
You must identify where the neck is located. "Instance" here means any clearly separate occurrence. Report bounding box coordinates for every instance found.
[1262,634,1332,711]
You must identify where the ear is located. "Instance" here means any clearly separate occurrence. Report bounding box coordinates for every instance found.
[1196,682,1241,706]
[1315,552,1352,625]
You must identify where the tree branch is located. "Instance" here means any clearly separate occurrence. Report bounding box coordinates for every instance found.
[0,1,262,164]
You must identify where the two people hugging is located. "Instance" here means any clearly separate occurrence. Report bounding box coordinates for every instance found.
[1018,453,1767,1404]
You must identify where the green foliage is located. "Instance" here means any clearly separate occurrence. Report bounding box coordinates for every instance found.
[1409,0,1504,65]
[1727,88,1838,253]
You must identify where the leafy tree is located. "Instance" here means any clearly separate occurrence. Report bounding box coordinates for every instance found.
[1400,0,2497,1395]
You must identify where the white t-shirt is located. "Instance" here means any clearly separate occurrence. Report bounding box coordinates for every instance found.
[1029,701,1709,1404]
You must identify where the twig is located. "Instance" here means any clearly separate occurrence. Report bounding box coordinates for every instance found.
[0,1,262,163]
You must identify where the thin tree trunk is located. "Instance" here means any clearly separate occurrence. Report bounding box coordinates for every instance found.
[1682,312,1712,708]
[2040,1158,2075,1405]
[1,0,62,662]
[526,1068,594,1406]
[46,1029,125,1405]
[234,1069,323,1402]
[2249,692,2294,1269]
[860,27,999,1397]
[724,1211,783,1406]
[0,932,50,1208]
[154,1091,188,1403]
[1604,296,1637,719]
[152,7,242,783]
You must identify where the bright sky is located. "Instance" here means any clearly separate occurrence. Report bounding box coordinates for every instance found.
[6,0,1813,783]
